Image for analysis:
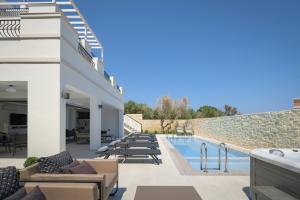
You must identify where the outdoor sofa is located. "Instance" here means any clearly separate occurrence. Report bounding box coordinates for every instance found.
[19,152,118,200]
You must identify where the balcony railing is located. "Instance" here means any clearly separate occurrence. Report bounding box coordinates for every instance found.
[78,42,95,67]
[0,8,28,38]
[116,85,121,92]
[0,19,20,38]
[104,70,110,82]
[0,8,28,18]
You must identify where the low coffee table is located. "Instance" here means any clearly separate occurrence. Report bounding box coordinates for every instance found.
[134,186,202,200]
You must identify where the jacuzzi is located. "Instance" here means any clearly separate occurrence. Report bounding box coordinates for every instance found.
[250,148,300,200]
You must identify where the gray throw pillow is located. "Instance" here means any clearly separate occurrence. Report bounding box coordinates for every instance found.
[69,161,97,174]
[21,186,46,200]
[3,188,26,200]
[0,166,19,200]
[60,160,80,174]
[38,151,73,173]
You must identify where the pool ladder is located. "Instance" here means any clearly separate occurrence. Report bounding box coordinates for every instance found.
[200,142,229,172]
[218,143,229,172]
[200,143,208,172]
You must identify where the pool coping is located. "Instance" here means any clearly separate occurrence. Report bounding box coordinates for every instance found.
[193,135,251,154]
[160,136,250,176]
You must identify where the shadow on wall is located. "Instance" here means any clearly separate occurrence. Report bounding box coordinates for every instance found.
[242,187,251,200]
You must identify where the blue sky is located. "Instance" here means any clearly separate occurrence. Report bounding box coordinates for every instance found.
[75,0,300,114]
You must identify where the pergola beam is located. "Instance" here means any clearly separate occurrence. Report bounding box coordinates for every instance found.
[79,35,95,38]
[77,31,92,34]
[66,16,81,19]
[70,21,84,25]
[56,1,72,5]
[74,26,86,30]
[61,8,76,12]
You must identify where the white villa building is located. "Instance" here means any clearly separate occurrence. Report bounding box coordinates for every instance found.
[0,0,126,157]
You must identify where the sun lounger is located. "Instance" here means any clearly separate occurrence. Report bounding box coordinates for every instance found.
[126,137,157,142]
[109,141,159,149]
[130,134,156,138]
[126,133,156,138]
[96,146,161,165]
[108,137,159,148]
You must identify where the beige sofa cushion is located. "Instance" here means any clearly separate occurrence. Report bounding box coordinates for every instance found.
[25,182,99,200]
[30,173,104,182]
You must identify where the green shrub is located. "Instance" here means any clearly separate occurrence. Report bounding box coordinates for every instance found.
[24,157,39,168]
[154,130,158,134]
[144,130,149,133]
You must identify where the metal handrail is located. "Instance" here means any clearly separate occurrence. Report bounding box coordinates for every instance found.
[125,114,142,128]
[218,142,228,172]
[78,42,95,67]
[104,71,110,82]
[200,143,208,172]
[124,114,143,133]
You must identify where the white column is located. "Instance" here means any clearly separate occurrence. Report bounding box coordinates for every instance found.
[60,97,66,153]
[90,97,101,150]
[70,108,77,129]
[118,110,124,138]
[28,79,64,157]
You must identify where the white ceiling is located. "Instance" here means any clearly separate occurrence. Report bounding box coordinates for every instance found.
[66,89,90,108]
[0,81,27,92]
[0,82,117,110]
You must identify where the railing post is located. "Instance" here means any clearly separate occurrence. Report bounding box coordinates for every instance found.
[218,143,228,172]
[200,143,208,172]
[218,144,222,170]
[100,47,104,62]
[224,147,228,172]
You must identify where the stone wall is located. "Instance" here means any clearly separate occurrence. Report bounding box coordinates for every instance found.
[130,109,300,149]
[127,114,189,132]
[192,109,300,149]
[128,109,300,149]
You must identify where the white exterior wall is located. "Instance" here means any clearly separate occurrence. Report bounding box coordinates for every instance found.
[0,13,61,61]
[0,5,124,156]
[0,64,63,157]
[0,10,63,156]
[60,17,124,150]
[59,18,123,109]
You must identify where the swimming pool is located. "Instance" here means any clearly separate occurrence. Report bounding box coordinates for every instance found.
[167,136,250,173]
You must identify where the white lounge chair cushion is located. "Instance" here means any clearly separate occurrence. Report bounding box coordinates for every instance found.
[97,146,108,153]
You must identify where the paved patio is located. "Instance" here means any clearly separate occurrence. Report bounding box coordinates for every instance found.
[110,136,250,200]
[0,136,250,200]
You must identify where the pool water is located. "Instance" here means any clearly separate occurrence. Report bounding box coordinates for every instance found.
[167,136,250,172]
